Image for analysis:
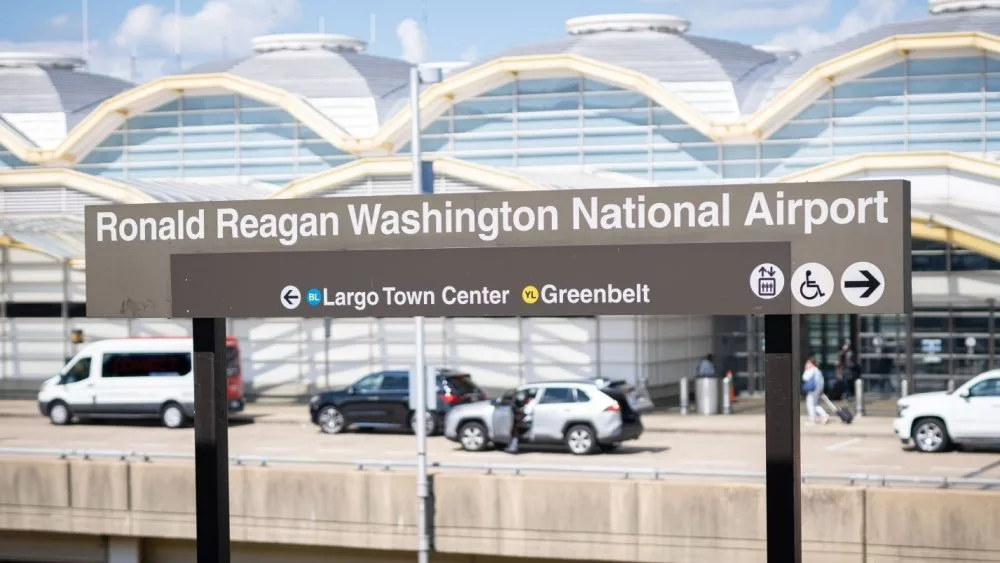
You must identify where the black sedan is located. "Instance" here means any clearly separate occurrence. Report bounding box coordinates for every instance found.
[309,368,485,435]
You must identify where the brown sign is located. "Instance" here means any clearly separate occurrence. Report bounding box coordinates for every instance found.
[85,181,911,317]
[169,243,794,318]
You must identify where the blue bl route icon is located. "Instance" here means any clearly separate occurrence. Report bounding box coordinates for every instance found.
[306,288,322,307]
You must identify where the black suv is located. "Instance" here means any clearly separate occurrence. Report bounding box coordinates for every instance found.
[308,368,486,435]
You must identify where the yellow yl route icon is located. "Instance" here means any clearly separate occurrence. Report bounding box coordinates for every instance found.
[521,285,539,304]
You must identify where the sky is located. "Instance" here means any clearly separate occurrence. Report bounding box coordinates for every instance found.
[0,0,933,83]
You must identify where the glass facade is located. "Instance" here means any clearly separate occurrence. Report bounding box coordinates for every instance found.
[74,94,353,185]
[411,54,1000,184]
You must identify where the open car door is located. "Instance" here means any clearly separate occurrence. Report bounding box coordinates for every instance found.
[491,389,515,444]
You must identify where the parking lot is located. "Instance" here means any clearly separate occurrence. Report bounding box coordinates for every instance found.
[3,400,1000,479]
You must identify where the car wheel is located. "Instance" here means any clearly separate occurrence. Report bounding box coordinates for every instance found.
[565,424,597,455]
[48,401,72,426]
[161,403,187,429]
[458,421,488,452]
[409,411,438,436]
[913,417,951,453]
[318,406,346,434]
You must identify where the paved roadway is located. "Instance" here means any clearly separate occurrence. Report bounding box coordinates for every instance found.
[2,401,1000,480]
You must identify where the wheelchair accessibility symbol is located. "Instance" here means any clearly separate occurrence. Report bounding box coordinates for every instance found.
[790,263,833,307]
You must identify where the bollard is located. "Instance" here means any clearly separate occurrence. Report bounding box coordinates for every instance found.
[679,377,689,415]
[855,378,865,417]
[900,378,909,398]
[722,375,732,415]
[947,379,955,393]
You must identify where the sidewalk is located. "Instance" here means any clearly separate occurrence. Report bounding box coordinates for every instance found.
[2,399,895,438]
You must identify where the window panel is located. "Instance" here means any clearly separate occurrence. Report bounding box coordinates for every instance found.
[760,160,824,178]
[80,149,123,165]
[908,137,982,152]
[833,120,904,136]
[652,145,718,163]
[651,127,711,143]
[453,136,513,151]
[182,130,237,145]
[464,154,513,167]
[184,162,238,177]
[832,139,905,156]
[908,117,981,135]
[761,141,830,159]
[127,131,181,147]
[909,77,982,95]
[583,78,622,92]
[128,148,181,162]
[517,94,579,112]
[181,112,236,127]
[517,152,581,166]
[127,164,181,178]
[128,114,179,130]
[583,111,648,128]
[517,115,580,131]
[419,136,449,152]
[722,145,757,161]
[833,99,904,119]
[240,145,295,158]
[583,148,647,164]
[239,162,296,176]
[422,119,450,135]
[723,163,756,179]
[988,57,1000,73]
[453,117,513,133]
[517,133,578,149]
[865,62,906,79]
[582,91,648,109]
[240,109,295,125]
[296,161,331,175]
[908,57,984,76]
[183,95,236,110]
[146,100,180,113]
[300,141,344,157]
[238,96,271,109]
[791,102,831,120]
[479,83,515,97]
[518,78,580,95]
[582,130,649,146]
[183,147,236,161]
[769,122,830,140]
[833,80,904,99]
[97,133,125,149]
[453,98,514,116]
[908,97,983,115]
[240,125,297,142]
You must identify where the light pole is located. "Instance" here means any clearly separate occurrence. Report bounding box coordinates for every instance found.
[410,62,442,563]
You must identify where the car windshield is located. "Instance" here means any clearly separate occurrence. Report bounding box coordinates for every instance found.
[444,374,477,394]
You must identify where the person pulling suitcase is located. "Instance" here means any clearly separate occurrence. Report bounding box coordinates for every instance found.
[821,393,854,424]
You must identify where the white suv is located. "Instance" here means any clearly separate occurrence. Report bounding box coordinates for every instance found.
[894,370,1000,453]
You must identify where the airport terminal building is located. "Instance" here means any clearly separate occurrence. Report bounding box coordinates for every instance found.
[0,0,999,398]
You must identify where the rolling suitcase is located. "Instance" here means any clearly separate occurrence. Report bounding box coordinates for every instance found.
[821,394,854,424]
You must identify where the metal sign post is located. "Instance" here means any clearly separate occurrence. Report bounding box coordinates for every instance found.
[84,180,912,563]
[192,317,229,563]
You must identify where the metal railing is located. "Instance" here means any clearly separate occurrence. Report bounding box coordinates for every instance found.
[0,447,997,490]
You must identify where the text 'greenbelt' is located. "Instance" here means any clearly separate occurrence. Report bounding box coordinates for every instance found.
[94,191,892,246]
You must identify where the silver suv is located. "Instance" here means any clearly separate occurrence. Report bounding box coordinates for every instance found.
[443,380,644,455]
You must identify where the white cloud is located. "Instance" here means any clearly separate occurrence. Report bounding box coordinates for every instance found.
[113,0,299,56]
[769,0,906,53]
[50,14,71,28]
[702,0,831,30]
[396,18,427,64]
[460,45,479,63]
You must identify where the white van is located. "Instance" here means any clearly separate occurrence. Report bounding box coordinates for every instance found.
[37,337,244,428]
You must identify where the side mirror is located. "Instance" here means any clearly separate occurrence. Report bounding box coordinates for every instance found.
[959,389,970,399]
[346,386,355,395]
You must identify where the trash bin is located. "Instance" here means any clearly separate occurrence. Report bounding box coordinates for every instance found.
[696,376,721,415]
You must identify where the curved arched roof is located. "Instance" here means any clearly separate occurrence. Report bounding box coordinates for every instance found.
[0,31,999,162]
[183,35,411,137]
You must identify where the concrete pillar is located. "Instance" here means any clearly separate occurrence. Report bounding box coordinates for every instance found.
[107,537,140,563]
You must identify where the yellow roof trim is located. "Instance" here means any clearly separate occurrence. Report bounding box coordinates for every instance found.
[913,219,1000,262]
[0,168,156,204]
[0,33,998,162]
[778,151,1000,183]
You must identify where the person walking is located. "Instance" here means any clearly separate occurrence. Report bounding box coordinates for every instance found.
[802,356,830,425]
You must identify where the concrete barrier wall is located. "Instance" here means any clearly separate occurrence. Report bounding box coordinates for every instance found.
[0,457,997,563]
